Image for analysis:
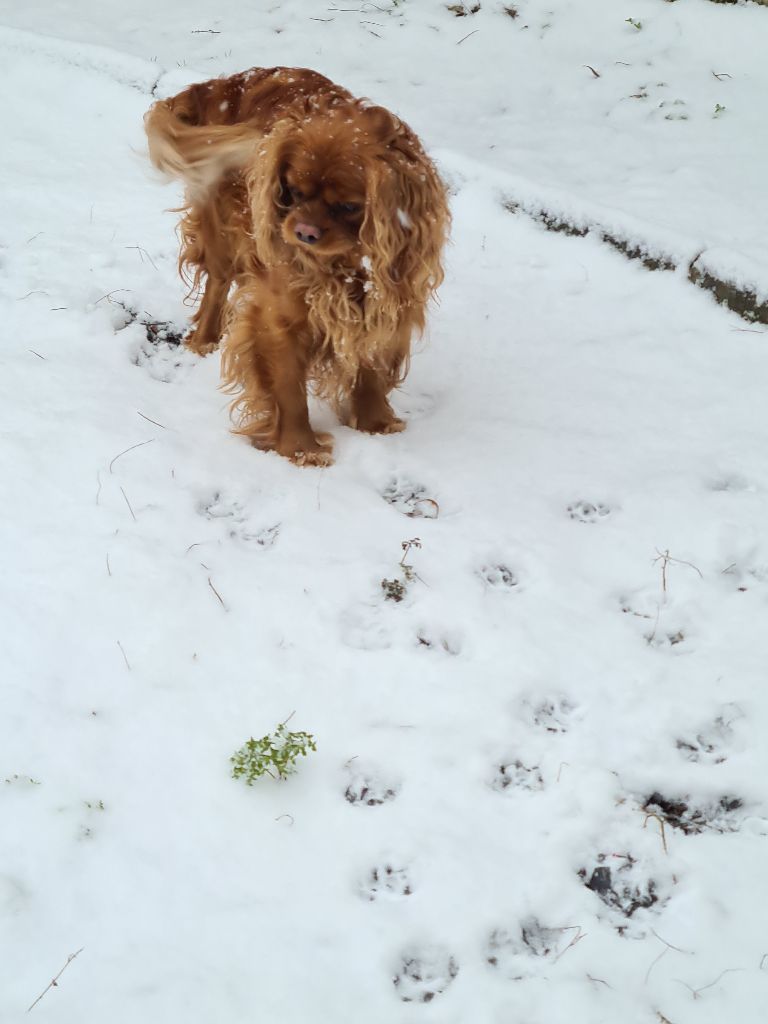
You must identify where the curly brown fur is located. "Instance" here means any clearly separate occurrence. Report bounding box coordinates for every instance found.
[145,67,450,465]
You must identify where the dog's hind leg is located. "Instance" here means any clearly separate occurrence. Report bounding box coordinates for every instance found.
[179,195,235,356]
[186,275,229,355]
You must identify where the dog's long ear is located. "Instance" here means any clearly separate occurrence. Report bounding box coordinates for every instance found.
[359,107,450,331]
[244,119,295,267]
[145,98,259,198]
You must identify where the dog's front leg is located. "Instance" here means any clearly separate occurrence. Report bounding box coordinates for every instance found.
[222,290,334,467]
[349,365,406,435]
[267,338,334,466]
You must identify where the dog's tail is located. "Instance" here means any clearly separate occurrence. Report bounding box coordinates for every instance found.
[145,94,259,197]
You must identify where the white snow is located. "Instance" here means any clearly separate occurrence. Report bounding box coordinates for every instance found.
[2,3,768,1023]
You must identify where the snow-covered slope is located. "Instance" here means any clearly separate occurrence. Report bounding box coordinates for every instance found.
[2,4,768,1023]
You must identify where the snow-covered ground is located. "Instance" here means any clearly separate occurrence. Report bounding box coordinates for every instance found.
[2,2,768,1022]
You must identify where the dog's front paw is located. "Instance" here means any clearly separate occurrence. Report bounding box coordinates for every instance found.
[349,410,406,435]
[278,431,335,467]
[184,331,219,356]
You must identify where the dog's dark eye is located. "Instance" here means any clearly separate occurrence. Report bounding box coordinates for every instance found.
[333,202,362,216]
[289,186,305,202]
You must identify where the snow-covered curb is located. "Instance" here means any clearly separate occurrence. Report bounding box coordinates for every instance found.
[436,150,768,326]
[0,25,200,99]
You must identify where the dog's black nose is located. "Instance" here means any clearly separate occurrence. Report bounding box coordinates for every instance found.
[295,222,322,244]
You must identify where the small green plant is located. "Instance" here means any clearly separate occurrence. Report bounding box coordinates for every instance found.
[231,719,317,783]
[713,103,726,118]
[625,17,642,30]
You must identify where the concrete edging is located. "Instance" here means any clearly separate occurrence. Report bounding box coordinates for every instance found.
[504,201,768,326]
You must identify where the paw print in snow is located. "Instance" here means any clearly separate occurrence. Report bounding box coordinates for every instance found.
[524,696,576,734]
[579,853,671,935]
[485,917,565,978]
[359,863,413,901]
[675,710,737,764]
[479,564,518,589]
[198,492,245,522]
[491,759,544,793]
[658,98,689,121]
[415,629,462,655]
[344,763,399,807]
[196,493,279,548]
[567,500,611,523]
[382,477,439,519]
[143,318,185,347]
[393,946,459,1003]
[240,523,280,548]
[132,322,194,383]
[708,473,754,493]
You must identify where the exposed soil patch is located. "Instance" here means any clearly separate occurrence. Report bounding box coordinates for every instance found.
[643,791,743,835]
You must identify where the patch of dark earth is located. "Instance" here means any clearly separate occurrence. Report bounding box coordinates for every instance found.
[643,792,743,835]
